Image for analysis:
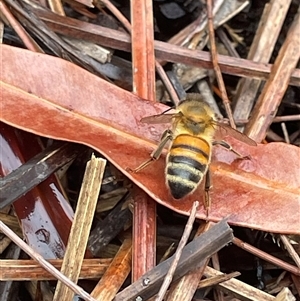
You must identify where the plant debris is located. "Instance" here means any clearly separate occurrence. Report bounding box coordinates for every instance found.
[0,0,299,300]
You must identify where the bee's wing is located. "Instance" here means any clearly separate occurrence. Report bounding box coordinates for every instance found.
[214,122,257,146]
[141,113,179,124]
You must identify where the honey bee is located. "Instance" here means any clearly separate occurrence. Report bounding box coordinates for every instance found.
[133,93,256,203]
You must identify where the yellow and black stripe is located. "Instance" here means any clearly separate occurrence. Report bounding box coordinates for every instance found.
[166,134,211,199]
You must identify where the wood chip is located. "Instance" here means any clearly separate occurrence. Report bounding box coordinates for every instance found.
[114,219,233,301]
[245,8,300,141]
[0,258,111,280]
[234,0,292,130]
[32,8,300,86]
[53,155,106,301]
[204,266,275,301]
[90,238,132,300]
[130,0,157,281]
[274,287,296,301]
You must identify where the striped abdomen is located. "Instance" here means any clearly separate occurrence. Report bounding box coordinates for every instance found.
[166,134,211,199]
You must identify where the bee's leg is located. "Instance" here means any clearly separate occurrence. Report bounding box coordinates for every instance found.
[131,130,173,173]
[213,140,250,159]
[204,168,212,218]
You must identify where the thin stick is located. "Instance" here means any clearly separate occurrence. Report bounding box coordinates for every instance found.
[206,0,236,128]
[165,222,212,301]
[155,61,180,106]
[94,0,131,32]
[53,155,106,301]
[155,201,199,301]
[94,0,180,106]
[211,253,224,301]
[280,235,300,269]
[130,0,157,280]
[204,266,275,301]
[18,10,300,86]
[280,123,290,144]
[0,1,43,52]
[273,115,300,123]
[48,0,65,16]
[233,237,300,276]
[244,8,300,141]
[198,271,241,289]
[235,114,300,125]
[0,221,97,301]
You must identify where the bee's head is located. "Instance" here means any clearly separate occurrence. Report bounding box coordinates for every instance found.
[179,96,214,124]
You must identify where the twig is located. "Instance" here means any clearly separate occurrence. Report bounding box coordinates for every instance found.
[0,0,43,52]
[232,116,300,125]
[212,253,224,301]
[48,0,65,16]
[90,238,132,300]
[206,0,236,129]
[216,27,240,58]
[280,123,290,144]
[22,9,300,87]
[274,287,296,301]
[244,8,300,141]
[198,271,241,289]
[273,115,300,123]
[233,237,300,276]
[233,0,291,131]
[291,274,300,297]
[290,129,300,144]
[155,61,180,106]
[53,155,106,301]
[94,0,131,32]
[280,235,300,269]
[155,201,199,301]
[132,191,157,280]
[165,222,212,301]
[0,258,112,280]
[94,0,180,105]
[0,20,4,43]
[0,142,83,209]
[0,221,97,301]
[130,0,157,280]
[204,266,275,301]
[88,192,131,256]
[114,219,233,301]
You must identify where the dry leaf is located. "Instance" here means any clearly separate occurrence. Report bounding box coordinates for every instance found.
[1,45,299,234]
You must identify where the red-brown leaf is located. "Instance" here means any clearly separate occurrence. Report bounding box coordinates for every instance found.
[1,45,299,234]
